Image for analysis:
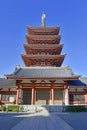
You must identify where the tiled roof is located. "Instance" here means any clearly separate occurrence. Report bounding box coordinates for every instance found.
[27,26,59,35]
[0,78,16,87]
[6,66,80,79]
[80,77,87,84]
[68,79,87,87]
[23,44,63,49]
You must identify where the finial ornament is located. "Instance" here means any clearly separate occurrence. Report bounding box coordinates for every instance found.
[41,12,46,27]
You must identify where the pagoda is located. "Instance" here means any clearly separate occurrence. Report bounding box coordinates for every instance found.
[0,13,87,107]
[21,15,66,67]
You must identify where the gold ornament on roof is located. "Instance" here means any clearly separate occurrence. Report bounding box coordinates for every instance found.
[41,12,46,27]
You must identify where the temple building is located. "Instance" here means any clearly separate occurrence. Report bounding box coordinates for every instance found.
[0,13,87,106]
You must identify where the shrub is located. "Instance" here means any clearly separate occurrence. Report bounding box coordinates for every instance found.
[66,105,86,112]
[7,105,19,112]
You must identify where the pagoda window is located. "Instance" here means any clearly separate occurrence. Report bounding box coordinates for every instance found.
[2,94,16,102]
[69,94,85,103]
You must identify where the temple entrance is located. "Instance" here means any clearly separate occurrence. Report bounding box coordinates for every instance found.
[54,90,63,105]
[35,90,50,105]
[23,90,31,104]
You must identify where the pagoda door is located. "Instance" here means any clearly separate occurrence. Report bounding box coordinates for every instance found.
[35,90,50,105]
[23,90,31,104]
[54,90,63,105]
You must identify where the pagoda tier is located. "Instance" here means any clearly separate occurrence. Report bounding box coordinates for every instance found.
[26,35,61,44]
[21,26,66,67]
[27,26,60,35]
[23,44,63,55]
[21,54,66,67]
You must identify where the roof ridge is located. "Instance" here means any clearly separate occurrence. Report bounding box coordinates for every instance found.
[14,66,21,75]
[20,66,71,70]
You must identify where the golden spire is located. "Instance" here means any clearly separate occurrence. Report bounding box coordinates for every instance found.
[41,12,46,27]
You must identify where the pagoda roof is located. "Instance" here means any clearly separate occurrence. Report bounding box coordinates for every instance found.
[26,35,61,44]
[27,26,60,35]
[24,43,63,49]
[0,78,16,88]
[24,44,63,54]
[21,54,65,66]
[6,66,80,80]
[21,54,65,59]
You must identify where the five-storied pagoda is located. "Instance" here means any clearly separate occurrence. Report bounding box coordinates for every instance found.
[0,13,87,106]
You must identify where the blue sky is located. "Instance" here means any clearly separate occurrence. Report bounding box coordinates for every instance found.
[0,0,87,77]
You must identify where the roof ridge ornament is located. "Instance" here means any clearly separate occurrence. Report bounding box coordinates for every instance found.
[41,12,46,27]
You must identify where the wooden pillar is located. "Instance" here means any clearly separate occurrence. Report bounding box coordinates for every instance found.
[84,94,87,105]
[50,80,55,105]
[17,84,23,104]
[16,80,22,105]
[0,94,1,101]
[31,80,36,105]
[64,86,69,105]
[51,87,54,105]
[16,88,20,104]
[20,88,23,104]
[31,87,35,105]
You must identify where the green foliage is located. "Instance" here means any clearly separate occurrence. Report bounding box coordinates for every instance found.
[7,105,19,112]
[66,105,86,112]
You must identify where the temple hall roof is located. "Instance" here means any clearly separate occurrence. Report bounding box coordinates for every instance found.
[0,78,16,88]
[80,77,87,84]
[68,79,87,88]
[6,66,80,79]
